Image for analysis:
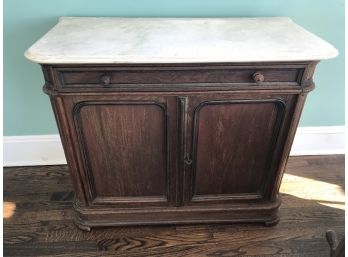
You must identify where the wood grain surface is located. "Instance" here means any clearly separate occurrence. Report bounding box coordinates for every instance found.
[4,155,344,257]
[194,101,279,196]
[77,103,167,199]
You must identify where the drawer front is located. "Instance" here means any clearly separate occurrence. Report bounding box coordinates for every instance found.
[52,65,305,91]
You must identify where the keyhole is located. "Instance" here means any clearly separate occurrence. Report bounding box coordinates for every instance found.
[184,153,192,165]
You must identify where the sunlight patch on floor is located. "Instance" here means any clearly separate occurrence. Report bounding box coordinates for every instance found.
[4,201,16,219]
[280,173,345,210]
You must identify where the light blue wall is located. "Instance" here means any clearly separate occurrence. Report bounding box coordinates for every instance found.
[4,0,344,136]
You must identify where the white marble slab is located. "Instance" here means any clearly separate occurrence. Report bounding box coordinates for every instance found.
[25,17,338,64]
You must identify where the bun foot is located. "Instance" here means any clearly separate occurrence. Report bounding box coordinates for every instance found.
[264,217,280,227]
[75,222,92,232]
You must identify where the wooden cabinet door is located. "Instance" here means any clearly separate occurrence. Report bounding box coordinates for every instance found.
[64,94,177,207]
[182,93,297,205]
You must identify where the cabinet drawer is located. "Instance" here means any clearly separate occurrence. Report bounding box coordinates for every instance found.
[53,66,304,90]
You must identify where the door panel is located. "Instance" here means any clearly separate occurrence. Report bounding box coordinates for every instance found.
[185,95,289,204]
[71,97,175,207]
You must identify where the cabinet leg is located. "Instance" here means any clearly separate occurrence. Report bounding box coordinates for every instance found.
[264,217,280,227]
[75,222,92,232]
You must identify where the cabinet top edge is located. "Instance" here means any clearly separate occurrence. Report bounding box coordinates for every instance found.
[25,16,338,64]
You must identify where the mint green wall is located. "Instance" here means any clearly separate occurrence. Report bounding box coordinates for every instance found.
[4,0,344,136]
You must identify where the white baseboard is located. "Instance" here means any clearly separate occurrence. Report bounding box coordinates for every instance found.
[3,126,345,167]
[3,135,67,167]
[290,126,345,156]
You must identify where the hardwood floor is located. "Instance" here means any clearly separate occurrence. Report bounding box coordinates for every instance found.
[4,155,345,257]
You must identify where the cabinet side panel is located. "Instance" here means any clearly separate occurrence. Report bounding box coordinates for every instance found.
[49,96,87,203]
[76,103,167,198]
[194,101,281,196]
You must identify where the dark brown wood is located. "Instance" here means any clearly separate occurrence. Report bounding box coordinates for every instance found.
[193,99,283,197]
[56,66,301,87]
[76,102,168,201]
[182,93,298,205]
[3,155,345,256]
[44,62,309,92]
[39,61,318,229]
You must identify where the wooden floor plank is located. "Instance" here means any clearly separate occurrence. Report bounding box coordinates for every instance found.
[3,155,345,257]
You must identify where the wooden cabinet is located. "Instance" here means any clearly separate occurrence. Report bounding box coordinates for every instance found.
[43,62,314,230]
[26,17,338,231]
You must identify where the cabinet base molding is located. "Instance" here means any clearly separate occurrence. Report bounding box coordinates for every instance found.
[73,196,281,230]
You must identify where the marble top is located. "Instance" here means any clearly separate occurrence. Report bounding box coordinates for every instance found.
[25,17,338,64]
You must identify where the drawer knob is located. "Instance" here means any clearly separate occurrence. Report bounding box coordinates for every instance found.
[100,75,111,86]
[252,72,265,83]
